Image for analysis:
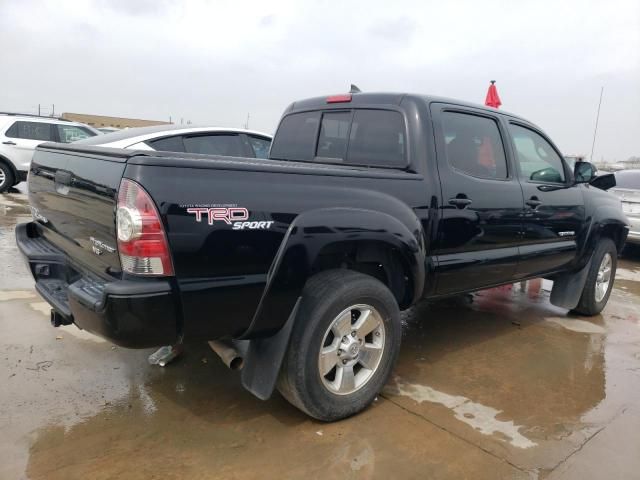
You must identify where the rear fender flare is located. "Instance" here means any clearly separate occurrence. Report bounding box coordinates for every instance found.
[240,207,425,339]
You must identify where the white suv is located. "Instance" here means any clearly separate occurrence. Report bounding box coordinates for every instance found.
[0,114,99,192]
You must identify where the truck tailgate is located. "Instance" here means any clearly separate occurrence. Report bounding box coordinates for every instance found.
[19,144,179,347]
[28,145,127,279]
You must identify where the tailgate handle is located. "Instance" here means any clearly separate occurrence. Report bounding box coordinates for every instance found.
[54,170,73,186]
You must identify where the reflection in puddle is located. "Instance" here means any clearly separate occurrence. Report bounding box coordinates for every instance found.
[546,317,606,334]
[0,195,32,290]
[388,278,623,470]
[388,378,537,449]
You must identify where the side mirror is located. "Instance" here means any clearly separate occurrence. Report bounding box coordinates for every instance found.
[590,173,616,191]
[574,161,595,183]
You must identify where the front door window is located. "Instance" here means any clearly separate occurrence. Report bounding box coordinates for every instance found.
[509,124,566,184]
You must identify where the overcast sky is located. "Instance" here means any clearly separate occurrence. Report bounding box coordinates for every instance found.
[1,0,638,161]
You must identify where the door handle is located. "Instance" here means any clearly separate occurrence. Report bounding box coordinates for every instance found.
[449,197,473,209]
[54,170,73,186]
[526,197,543,209]
[2,141,16,145]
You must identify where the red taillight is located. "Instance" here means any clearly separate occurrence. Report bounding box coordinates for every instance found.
[116,178,174,276]
[326,94,352,104]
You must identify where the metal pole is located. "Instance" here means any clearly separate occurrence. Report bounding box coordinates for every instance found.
[38,104,41,116]
[590,87,604,161]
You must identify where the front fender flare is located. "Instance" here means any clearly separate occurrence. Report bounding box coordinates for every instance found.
[579,205,629,264]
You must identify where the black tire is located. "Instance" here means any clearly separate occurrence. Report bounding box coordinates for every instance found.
[573,238,617,316]
[0,163,15,193]
[277,269,401,421]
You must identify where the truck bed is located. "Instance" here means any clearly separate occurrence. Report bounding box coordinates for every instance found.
[22,143,428,344]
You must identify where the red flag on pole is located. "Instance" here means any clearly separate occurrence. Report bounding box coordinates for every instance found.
[485,80,502,108]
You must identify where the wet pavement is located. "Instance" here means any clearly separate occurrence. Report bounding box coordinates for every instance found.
[1,191,639,480]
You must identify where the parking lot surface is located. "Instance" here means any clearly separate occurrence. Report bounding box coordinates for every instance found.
[1,191,639,480]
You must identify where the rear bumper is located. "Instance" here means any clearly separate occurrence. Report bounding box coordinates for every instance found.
[16,222,179,348]
[17,170,28,182]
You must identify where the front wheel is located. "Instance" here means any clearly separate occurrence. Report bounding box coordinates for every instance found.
[277,269,401,421]
[573,238,617,316]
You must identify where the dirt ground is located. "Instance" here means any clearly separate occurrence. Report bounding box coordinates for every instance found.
[1,190,639,480]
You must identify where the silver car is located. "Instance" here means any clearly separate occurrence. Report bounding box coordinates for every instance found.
[611,169,640,244]
[74,125,272,159]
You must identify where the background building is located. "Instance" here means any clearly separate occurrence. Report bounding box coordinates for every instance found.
[61,112,170,129]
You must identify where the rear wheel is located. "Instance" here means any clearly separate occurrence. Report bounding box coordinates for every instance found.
[573,238,617,316]
[0,163,15,193]
[277,269,401,421]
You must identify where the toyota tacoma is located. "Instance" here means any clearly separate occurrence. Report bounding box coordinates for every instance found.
[17,91,628,421]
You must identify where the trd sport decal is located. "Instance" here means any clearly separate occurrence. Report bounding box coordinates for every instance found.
[186,207,247,224]
[185,206,273,230]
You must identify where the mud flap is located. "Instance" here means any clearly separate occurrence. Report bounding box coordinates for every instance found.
[236,298,301,400]
[549,257,592,310]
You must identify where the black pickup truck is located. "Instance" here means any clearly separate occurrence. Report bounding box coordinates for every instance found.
[17,92,628,421]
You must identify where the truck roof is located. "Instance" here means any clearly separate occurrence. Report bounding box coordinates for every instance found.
[287,92,529,123]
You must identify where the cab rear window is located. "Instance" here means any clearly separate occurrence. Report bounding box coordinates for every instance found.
[270,111,320,161]
[348,110,405,167]
[270,109,406,168]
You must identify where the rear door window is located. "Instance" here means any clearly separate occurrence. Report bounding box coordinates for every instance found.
[440,111,508,179]
[183,134,245,157]
[147,135,185,153]
[5,121,55,141]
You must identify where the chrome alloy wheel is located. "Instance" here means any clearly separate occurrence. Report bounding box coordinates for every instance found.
[318,304,385,395]
[0,169,5,188]
[595,252,612,303]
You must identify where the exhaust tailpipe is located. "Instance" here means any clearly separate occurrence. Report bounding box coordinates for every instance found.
[208,340,244,370]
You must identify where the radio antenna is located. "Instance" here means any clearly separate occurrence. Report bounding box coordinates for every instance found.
[589,86,604,161]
